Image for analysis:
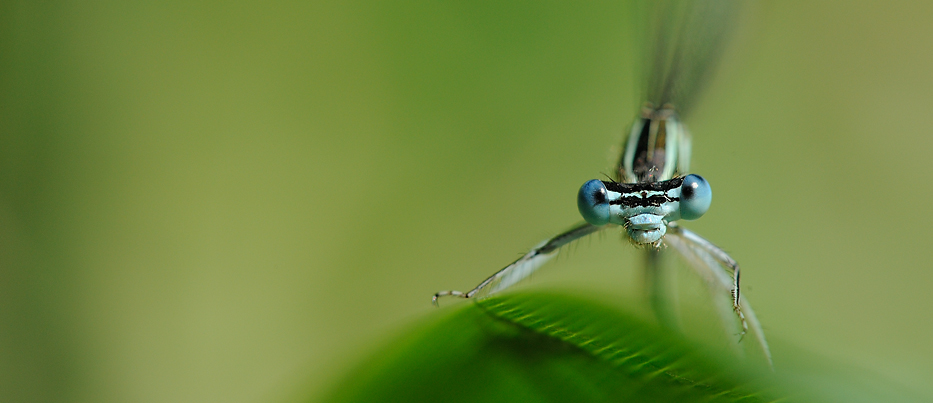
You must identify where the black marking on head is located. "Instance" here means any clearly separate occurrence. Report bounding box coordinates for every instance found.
[604,176,684,193]
[611,194,677,207]
[604,176,684,208]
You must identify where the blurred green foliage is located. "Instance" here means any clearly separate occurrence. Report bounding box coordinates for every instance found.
[323,292,924,402]
[2,1,933,403]
[325,293,777,403]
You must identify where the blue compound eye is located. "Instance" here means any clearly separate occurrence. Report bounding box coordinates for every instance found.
[577,179,610,226]
[679,174,712,221]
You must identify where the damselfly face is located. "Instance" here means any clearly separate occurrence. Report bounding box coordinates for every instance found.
[577,173,711,246]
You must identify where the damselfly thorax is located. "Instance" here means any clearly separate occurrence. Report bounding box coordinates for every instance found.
[618,105,691,184]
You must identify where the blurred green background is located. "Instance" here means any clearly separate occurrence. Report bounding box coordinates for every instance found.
[2,1,932,402]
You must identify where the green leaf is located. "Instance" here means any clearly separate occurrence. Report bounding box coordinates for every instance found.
[319,292,924,403]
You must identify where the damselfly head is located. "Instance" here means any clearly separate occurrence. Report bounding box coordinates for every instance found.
[577,174,712,245]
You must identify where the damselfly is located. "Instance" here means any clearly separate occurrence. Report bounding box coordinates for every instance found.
[433,1,771,365]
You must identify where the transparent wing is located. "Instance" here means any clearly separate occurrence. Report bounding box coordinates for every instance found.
[664,224,773,367]
[433,222,605,304]
[638,0,741,118]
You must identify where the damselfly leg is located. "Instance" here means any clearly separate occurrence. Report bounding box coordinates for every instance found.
[432,223,604,305]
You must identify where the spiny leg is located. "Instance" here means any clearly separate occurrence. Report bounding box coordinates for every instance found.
[665,223,772,368]
[433,222,604,306]
[672,225,743,325]
[663,228,746,344]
